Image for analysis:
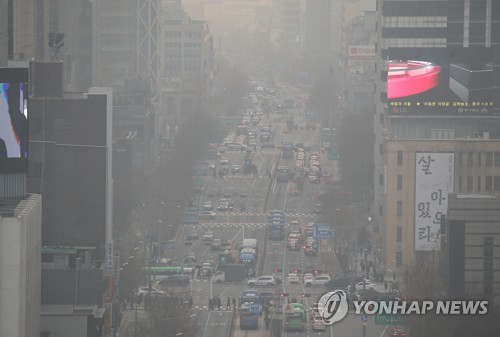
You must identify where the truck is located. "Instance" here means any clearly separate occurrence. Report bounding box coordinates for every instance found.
[212,264,247,283]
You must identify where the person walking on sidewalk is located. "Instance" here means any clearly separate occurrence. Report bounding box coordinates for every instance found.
[227,297,231,310]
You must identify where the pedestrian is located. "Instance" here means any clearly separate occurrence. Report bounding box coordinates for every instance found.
[227,297,231,310]
[217,297,222,310]
[207,269,212,281]
[265,316,270,329]
[209,298,213,310]
[232,297,236,309]
[384,281,388,292]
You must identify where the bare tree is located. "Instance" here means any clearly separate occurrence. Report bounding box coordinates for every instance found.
[138,291,199,337]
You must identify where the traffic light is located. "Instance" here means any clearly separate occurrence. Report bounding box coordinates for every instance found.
[301,293,311,298]
[280,293,289,298]
[274,268,282,273]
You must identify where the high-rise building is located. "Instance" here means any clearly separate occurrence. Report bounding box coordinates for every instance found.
[161,1,214,124]
[0,194,42,337]
[374,0,500,270]
[27,62,113,257]
[0,0,8,66]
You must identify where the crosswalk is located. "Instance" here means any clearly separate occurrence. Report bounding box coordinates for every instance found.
[208,212,317,217]
[196,223,267,229]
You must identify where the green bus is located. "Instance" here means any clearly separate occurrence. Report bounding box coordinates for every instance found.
[147,266,183,281]
[284,303,306,332]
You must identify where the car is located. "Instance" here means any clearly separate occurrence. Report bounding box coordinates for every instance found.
[202,202,212,211]
[219,158,229,165]
[184,252,197,263]
[309,173,321,183]
[350,280,377,292]
[203,231,214,241]
[309,302,320,318]
[199,211,216,220]
[388,327,408,337]
[136,286,164,298]
[211,238,222,251]
[186,229,198,240]
[247,276,277,287]
[312,315,326,331]
[304,245,317,256]
[303,273,314,283]
[156,275,190,287]
[231,165,241,174]
[305,275,331,287]
[287,273,300,284]
[288,239,300,251]
[217,203,228,211]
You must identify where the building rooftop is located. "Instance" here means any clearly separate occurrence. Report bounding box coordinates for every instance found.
[0,199,19,217]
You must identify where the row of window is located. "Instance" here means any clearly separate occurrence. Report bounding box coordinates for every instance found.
[165,42,201,48]
[166,53,202,59]
[165,31,203,39]
[383,16,447,28]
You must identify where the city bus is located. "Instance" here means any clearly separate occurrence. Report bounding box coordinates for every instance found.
[239,303,259,329]
[147,266,183,281]
[284,303,306,332]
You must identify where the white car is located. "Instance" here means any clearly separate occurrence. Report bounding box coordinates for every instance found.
[203,231,214,241]
[303,273,314,283]
[287,273,300,284]
[219,158,229,165]
[199,211,216,220]
[305,274,331,287]
[247,276,276,287]
[351,280,377,291]
[312,315,326,331]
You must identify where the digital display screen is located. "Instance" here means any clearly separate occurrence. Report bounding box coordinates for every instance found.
[0,68,29,172]
[387,47,499,115]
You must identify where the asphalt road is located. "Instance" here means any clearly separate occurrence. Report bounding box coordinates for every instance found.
[127,83,389,337]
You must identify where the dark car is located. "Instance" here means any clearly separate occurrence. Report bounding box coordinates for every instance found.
[157,275,190,286]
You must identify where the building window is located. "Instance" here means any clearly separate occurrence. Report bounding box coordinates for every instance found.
[458,176,462,192]
[494,176,500,192]
[458,151,463,167]
[397,151,403,166]
[397,200,402,216]
[485,176,493,192]
[396,226,402,242]
[467,152,473,167]
[397,175,403,191]
[477,152,482,166]
[477,176,482,192]
[395,252,402,267]
[467,176,473,192]
[486,152,493,167]
[495,152,500,167]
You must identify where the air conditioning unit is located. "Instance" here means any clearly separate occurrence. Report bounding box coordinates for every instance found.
[473,132,480,138]
[483,132,490,139]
